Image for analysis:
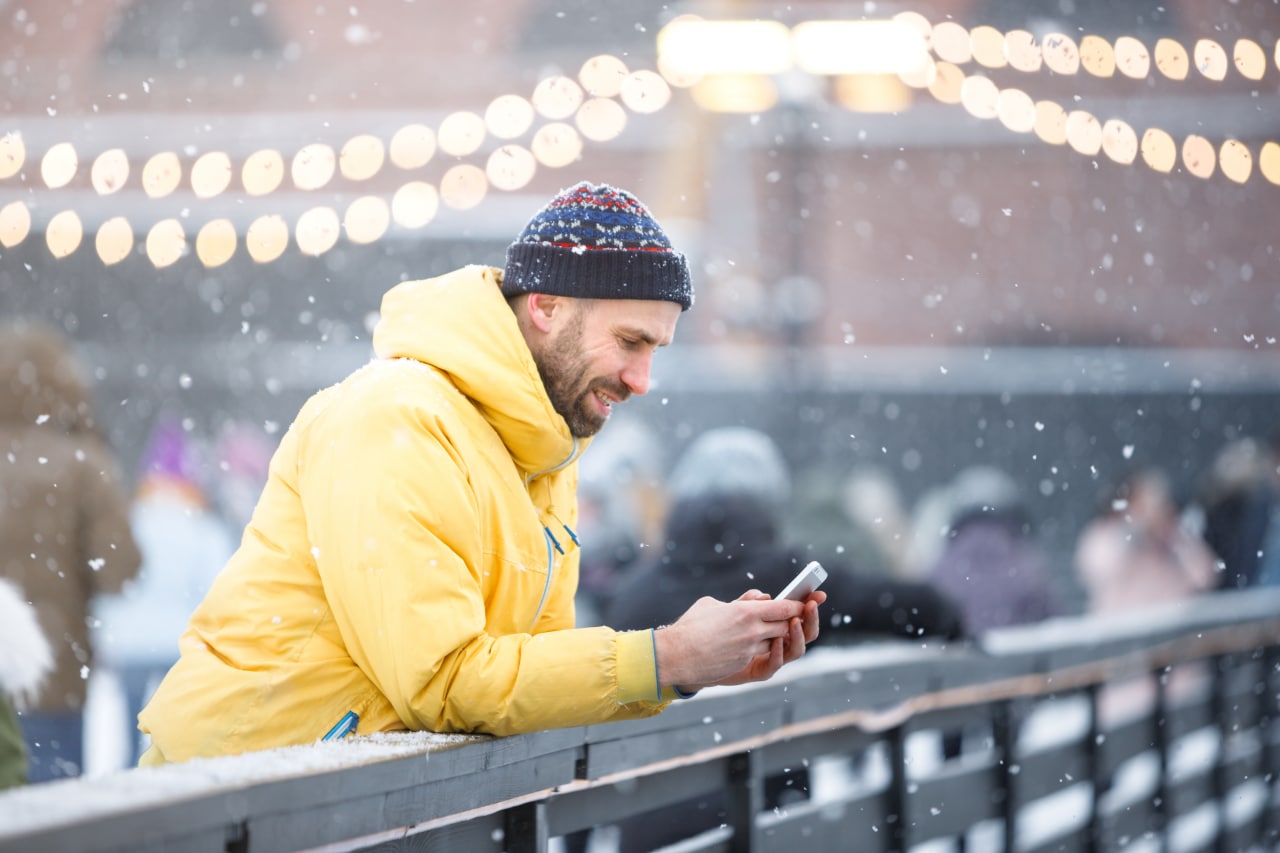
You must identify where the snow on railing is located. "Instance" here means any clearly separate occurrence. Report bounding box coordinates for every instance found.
[2,588,1279,852]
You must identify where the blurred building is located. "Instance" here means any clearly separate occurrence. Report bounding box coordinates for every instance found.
[2,0,1278,571]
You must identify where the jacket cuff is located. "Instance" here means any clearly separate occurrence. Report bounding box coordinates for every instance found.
[615,629,663,704]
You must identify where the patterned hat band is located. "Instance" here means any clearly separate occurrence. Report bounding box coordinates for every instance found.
[502,182,694,310]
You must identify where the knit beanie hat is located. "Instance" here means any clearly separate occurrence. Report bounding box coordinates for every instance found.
[503,182,693,310]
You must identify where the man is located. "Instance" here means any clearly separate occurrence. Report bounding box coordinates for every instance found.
[139,182,823,763]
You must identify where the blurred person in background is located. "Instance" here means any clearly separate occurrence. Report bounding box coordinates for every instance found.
[608,426,965,644]
[928,465,1062,634]
[93,413,236,767]
[1075,466,1218,725]
[840,465,915,579]
[0,578,53,790]
[571,414,663,627]
[0,319,141,782]
[211,419,276,538]
[602,426,964,852]
[1196,432,1280,590]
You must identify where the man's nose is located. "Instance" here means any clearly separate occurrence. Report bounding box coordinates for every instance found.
[620,352,653,397]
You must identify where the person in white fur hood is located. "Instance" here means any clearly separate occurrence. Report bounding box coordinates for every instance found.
[0,578,53,789]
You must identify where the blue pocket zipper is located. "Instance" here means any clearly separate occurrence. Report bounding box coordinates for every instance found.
[322,711,359,741]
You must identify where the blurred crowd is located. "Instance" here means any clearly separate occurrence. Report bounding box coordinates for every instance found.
[1,319,1278,801]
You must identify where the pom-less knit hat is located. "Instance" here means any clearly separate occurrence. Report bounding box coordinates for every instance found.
[503,182,693,310]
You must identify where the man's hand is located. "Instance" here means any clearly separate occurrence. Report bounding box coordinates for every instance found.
[654,589,826,692]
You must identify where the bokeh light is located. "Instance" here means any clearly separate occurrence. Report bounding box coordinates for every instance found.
[1182,134,1216,179]
[0,201,31,247]
[0,133,25,180]
[532,75,584,120]
[437,112,486,157]
[1042,34,1080,75]
[1079,35,1115,77]
[969,26,1006,69]
[620,70,671,114]
[930,22,971,65]
[191,151,233,199]
[391,181,439,228]
[1260,141,1280,185]
[142,151,182,199]
[485,145,537,191]
[339,135,385,181]
[1101,119,1138,164]
[996,88,1036,133]
[579,54,629,97]
[1155,38,1189,80]
[242,149,284,196]
[95,216,134,265]
[440,164,488,210]
[246,214,289,263]
[41,142,78,190]
[1003,30,1042,73]
[389,124,436,169]
[1065,110,1102,155]
[576,98,628,141]
[959,76,999,119]
[343,196,390,244]
[1219,140,1252,184]
[1233,39,1266,80]
[145,218,186,268]
[292,144,336,191]
[485,95,535,139]
[531,123,583,168]
[45,210,83,258]
[1141,128,1177,173]
[1033,101,1068,145]
[927,62,964,104]
[1194,39,1228,81]
[1115,37,1151,79]
[196,219,237,267]
[90,149,129,195]
[296,206,341,256]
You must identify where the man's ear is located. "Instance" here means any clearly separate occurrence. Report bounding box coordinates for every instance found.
[525,293,563,334]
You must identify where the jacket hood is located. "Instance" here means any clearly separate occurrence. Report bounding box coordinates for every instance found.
[372,266,586,475]
[0,319,96,432]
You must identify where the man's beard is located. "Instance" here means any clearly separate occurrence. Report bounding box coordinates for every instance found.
[533,309,628,438]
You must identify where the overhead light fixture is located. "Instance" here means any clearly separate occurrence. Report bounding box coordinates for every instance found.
[657,16,793,77]
[792,19,931,77]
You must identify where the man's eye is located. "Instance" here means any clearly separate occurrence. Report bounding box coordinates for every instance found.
[620,338,640,349]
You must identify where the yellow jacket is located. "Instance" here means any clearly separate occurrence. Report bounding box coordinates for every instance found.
[139,267,670,762]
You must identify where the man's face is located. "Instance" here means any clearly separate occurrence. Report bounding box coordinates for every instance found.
[532,298,681,438]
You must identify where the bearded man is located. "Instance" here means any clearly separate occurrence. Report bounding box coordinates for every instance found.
[138,182,824,764]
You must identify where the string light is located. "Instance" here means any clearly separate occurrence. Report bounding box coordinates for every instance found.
[904,16,1279,187]
[0,19,1273,271]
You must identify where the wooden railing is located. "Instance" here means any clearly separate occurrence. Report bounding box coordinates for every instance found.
[2,589,1279,853]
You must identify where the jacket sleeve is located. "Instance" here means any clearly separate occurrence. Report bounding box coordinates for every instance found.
[78,438,142,598]
[299,389,667,736]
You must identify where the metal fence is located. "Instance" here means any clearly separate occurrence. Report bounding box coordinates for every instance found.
[3,589,1279,853]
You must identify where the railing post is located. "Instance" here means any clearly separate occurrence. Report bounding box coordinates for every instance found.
[993,700,1017,853]
[504,802,548,853]
[1211,654,1230,853]
[1085,682,1103,853]
[1265,645,1280,847]
[726,750,763,852]
[886,726,908,853]
[1153,664,1171,853]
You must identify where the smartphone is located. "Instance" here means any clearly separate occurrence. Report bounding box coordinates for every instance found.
[776,560,828,601]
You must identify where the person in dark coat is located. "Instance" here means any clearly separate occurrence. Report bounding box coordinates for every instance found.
[0,319,142,781]
[596,427,964,853]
